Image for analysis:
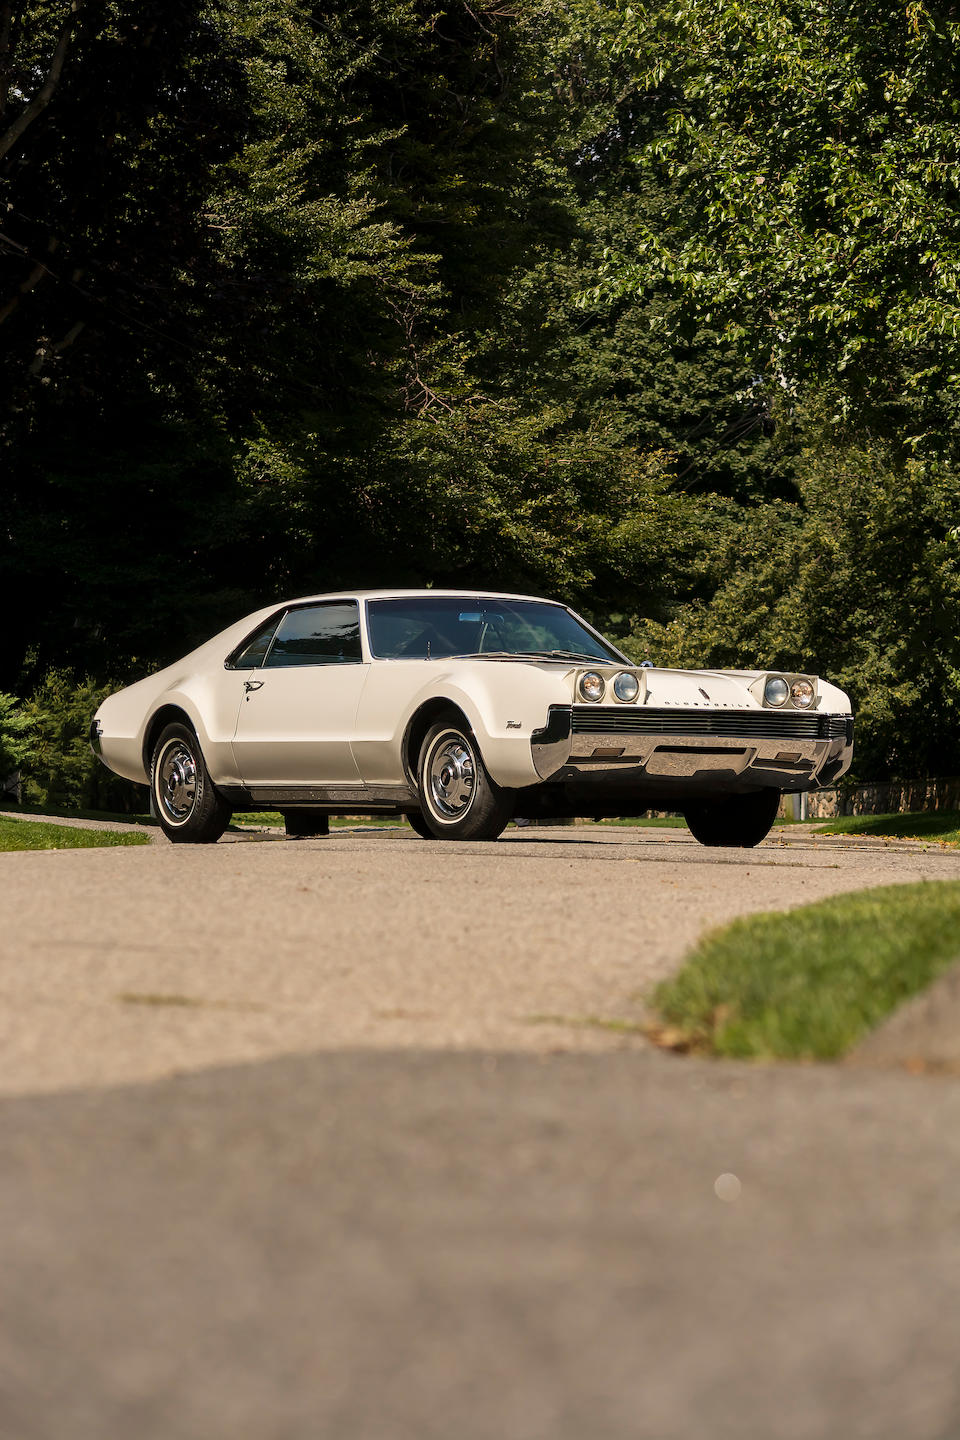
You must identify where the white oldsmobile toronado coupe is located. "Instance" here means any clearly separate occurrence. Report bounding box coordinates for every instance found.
[90,589,854,847]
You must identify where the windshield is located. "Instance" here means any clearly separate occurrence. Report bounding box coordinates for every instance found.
[366,597,623,662]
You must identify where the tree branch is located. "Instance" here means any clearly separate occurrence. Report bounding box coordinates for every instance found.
[0,1,15,120]
[0,235,60,325]
[0,0,83,162]
[28,317,84,375]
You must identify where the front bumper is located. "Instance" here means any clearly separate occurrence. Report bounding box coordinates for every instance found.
[531,705,854,794]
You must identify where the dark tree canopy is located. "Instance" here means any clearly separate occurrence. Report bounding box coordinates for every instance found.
[3,0,959,785]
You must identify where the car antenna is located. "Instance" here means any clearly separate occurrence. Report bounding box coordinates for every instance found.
[427,640,431,660]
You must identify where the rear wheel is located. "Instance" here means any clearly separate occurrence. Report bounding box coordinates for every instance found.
[150,723,232,844]
[417,721,512,841]
[682,790,780,848]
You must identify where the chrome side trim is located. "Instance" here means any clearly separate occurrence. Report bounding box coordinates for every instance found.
[237,782,416,809]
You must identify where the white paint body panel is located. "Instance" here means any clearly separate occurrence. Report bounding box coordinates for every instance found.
[352,657,574,789]
[233,664,368,785]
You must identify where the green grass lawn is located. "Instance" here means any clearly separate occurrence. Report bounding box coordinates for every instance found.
[652,881,960,1061]
[599,813,802,829]
[596,815,689,828]
[0,816,151,852]
[2,802,155,825]
[815,809,960,844]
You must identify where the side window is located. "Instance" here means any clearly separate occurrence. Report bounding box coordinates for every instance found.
[264,602,362,667]
[227,616,282,669]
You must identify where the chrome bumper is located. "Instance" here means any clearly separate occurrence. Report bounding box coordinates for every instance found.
[531,706,854,792]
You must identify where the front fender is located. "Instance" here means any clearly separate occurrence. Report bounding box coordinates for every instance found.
[429,676,554,788]
[352,660,574,789]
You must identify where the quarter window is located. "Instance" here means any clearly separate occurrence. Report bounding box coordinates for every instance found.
[229,616,282,669]
[264,602,362,667]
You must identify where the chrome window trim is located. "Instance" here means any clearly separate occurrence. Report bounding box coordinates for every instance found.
[262,599,363,669]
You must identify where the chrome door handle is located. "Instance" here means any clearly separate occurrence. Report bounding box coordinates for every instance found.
[244,679,264,693]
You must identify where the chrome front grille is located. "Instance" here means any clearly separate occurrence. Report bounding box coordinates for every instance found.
[570,707,852,743]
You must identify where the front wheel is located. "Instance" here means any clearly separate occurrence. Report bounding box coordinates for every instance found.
[417,721,512,841]
[404,809,434,839]
[682,790,780,848]
[150,723,232,844]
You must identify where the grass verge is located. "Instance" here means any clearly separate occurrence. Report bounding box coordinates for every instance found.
[651,881,960,1061]
[596,815,688,828]
[0,817,151,852]
[599,813,801,829]
[2,802,155,825]
[815,809,960,845]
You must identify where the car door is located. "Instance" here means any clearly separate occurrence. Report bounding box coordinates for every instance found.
[231,601,368,785]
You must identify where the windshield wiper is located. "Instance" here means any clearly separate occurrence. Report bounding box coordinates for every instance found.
[447,649,613,663]
[530,649,615,663]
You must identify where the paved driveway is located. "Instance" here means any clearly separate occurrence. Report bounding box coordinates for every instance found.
[3,824,960,1440]
[2,1048,960,1440]
[3,824,958,1095]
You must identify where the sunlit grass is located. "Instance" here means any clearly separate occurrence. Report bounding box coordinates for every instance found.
[595,815,688,828]
[652,882,960,1060]
[0,817,151,852]
[2,802,154,825]
[815,810,960,845]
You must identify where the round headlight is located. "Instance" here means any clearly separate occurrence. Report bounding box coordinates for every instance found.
[578,671,605,703]
[613,671,640,703]
[791,678,815,709]
[764,676,790,707]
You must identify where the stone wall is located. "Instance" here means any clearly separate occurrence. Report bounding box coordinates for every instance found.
[785,777,960,820]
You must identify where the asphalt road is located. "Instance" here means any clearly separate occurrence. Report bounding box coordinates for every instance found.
[2,824,960,1439]
[2,823,958,1094]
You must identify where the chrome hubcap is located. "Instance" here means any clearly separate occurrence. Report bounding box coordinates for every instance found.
[156,741,199,822]
[427,734,476,820]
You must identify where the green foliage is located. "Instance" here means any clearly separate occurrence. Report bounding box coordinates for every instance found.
[0,692,35,783]
[653,881,960,1059]
[619,405,960,777]
[604,1,960,444]
[4,0,958,790]
[0,691,34,794]
[1,0,784,691]
[21,672,141,812]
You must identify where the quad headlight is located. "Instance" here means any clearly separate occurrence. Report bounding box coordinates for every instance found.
[613,671,640,703]
[578,671,605,703]
[761,673,817,708]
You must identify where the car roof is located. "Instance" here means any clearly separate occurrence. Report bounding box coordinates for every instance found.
[278,588,560,607]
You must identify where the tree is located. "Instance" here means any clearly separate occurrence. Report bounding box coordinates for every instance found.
[0,1,254,687]
[0,0,713,689]
[619,402,960,778]
[2,0,786,708]
[599,1,960,447]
